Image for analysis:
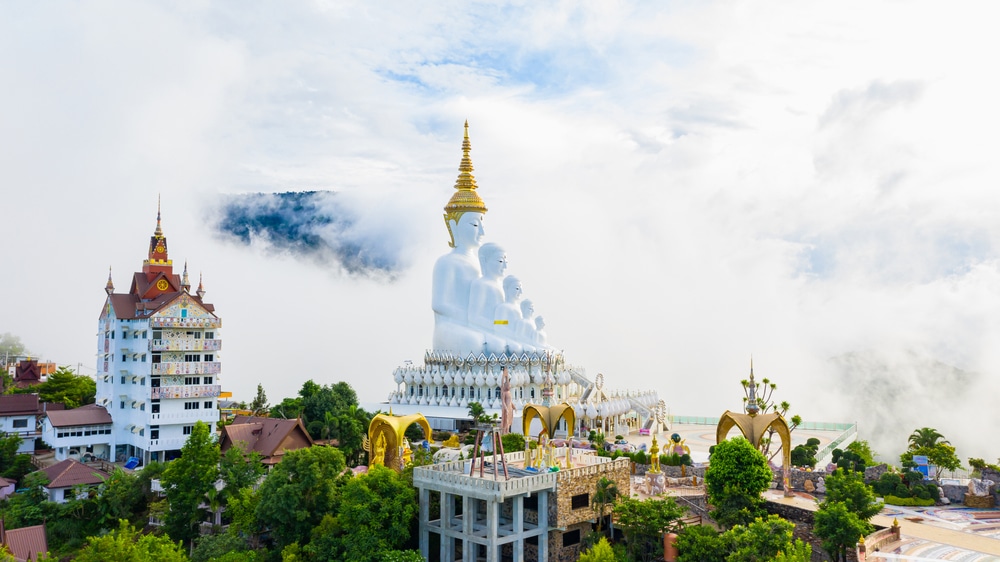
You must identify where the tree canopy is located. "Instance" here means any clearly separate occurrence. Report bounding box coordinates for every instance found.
[15,366,95,408]
[705,437,773,528]
[613,496,685,562]
[74,520,187,562]
[161,421,220,544]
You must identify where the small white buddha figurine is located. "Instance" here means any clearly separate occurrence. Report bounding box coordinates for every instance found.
[534,315,548,348]
[513,298,538,352]
[432,122,489,355]
[468,243,508,354]
[493,275,524,354]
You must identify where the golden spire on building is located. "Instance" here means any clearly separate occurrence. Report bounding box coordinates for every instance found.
[443,121,488,235]
[181,261,190,292]
[105,266,114,295]
[196,272,205,299]
[154,194,163,237]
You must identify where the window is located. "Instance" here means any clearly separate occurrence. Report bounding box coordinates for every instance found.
[12,419,27,429]
[151,403,160,414]
[203,376,213,384]
[151,377,160,388]
[562,530,581,547]
[184,354,200,362]
[133,331,139,339]
[63,489,74,500]
[204,401,212,409]
[150,429,159,440]
[571,494,589,510]
[143,330,148,338]
[140,377,145,385]
[181,309,188,318]
[139,428,144,436]
[141,354,147,363]
[183,425,193,435]
[203,354,214,362]
[120,401,125,409]
[152,354,161,364]
[140,403,145,411]
[205,332,214,339]
[120,376,126,384]
[153,331,162,339]
[184,377,201,385]
[524,496,538,510]
[184,402,200,410]
[122,354,127,362]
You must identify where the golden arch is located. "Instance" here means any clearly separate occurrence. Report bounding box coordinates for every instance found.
[716,410,793,497]
[368,413,432,471]
[522,403,575,440]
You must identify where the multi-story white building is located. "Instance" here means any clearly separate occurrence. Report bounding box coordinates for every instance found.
[95,203,222,466]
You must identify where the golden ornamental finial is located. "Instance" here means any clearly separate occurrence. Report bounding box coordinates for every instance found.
[105,266,114,295]
[443,121,488,247]
[155,195,163,237]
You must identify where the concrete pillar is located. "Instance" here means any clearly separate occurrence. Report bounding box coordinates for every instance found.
[441,492,454,562]
[463,496,475,562]
[419,487,430,560]
[513,496,524,562]
[538,491,549,562]
[486,500,498,562]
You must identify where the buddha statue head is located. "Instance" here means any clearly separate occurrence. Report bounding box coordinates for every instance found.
[443,121,488,248]
[502,275,522,304]
[478,243,508,279]
[520,299,534,318]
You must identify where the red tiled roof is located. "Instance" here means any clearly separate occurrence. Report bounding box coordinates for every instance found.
[220,416,313,459]
[44,404,112,428]
[39,459,110,489]
[0,395,39,416]
[3,524,48,562]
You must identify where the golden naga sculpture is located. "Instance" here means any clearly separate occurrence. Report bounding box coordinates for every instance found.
[367,412,431,471]
[716,363,794,497]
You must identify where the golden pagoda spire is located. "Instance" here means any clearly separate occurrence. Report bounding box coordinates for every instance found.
[443,121,488,247]
[154,194,163,237]
[105,266,114,295]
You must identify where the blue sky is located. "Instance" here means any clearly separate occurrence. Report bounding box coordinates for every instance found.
[3,1,1000,459]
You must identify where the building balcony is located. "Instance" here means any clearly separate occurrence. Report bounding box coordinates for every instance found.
[149,339,222,352]
[151,362,221,376]
[150,384,222,400]
[148,410,218,425]
[151,317,221,329]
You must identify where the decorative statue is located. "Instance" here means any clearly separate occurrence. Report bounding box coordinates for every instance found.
[373,432,387,466]
[534,316,548,348]
[493,275,524,354]
[432,123,489,355]
[500,367,514,434]
[514,299,538,350]
[468,243,509,354]
[648,436,661,474]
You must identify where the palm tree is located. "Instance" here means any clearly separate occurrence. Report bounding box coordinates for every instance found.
[592,477,619,534]
[908,427,949,450]
[467,401,486,424]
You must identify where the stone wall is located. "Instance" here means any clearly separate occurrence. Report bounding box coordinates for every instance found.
[549,521,591,562]
[771,466,829,493]
[634,463,707,479]
[552,458,630,528]
[765,500,815,525]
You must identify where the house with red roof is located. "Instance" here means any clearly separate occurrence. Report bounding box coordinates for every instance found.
[0,395,42,454]
[0,521,49,562]
[37,458,112,503]
[41,404,113,462]
[219,416,314,466]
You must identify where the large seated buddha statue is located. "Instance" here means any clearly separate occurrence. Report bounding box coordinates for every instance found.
[432,122,489,355]
[468,243,509,354]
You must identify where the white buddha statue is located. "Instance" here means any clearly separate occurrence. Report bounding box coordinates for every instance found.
[468,243,509,354]
[432,122,490,355]
[534,315,548,348]
[514,298,538,351]
[493,276,526,354]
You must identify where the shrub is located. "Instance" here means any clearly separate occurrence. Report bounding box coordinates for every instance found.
[894,484,910,497]
[884,495,935,507]
[632,451,647,465]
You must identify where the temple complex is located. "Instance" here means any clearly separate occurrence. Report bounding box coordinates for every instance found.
[382,122,666,439]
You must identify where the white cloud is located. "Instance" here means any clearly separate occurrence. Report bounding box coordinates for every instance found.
[3,1,1000,459]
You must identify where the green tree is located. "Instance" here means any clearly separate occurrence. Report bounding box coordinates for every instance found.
[613,496,685,562]
[248,383,269,416]
[814,502,871,562]
[219,444,265,499]
[592,477,619,534]
[579,536,617,562]
[705,437,773,528]
[304,464,417,561]
[161,421,220,544]
[271,396,303,419]
[0,433,23,474]
[901,443,961,482]
[190,531,254,562]
[500,432,525,453]
[255,445,347,549]
[908,427,948,450]
[22,366,96,408]
[846,440,877,466]
[676,525,732,562]
[95,467,146,529]
[0,333,29,364]
[227,486,264,550]
[790,437,820,468]
[74,519,188,562]
[726,515,808,562]
[467,401,486,424]
[739,375,802,460]
[821,468,882,521]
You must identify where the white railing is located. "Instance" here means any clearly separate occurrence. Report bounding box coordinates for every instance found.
[151,384,222,399]
[151,318,221,329]
[152,362,221,375]
[149,339,222,352]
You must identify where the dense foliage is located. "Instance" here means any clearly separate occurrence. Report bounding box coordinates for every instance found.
[704,437,773,528]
